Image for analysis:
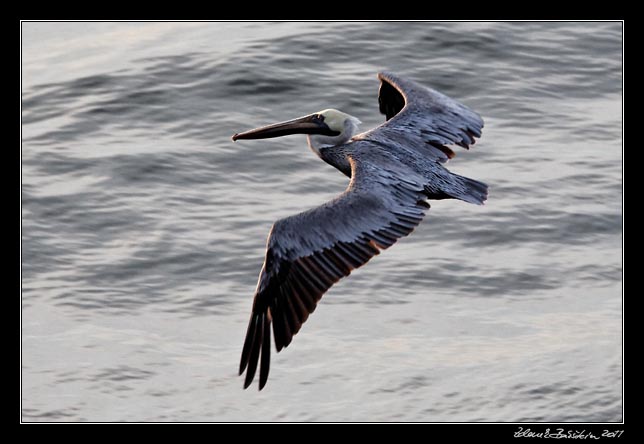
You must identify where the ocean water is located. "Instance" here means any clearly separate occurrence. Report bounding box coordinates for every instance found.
[21,21,622,422]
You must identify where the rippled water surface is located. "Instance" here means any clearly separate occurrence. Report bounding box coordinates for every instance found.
[21,21,622,422]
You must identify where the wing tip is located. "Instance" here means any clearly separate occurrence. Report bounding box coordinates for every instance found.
[240,312,272,391]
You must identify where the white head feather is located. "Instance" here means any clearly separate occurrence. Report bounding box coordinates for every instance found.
[307,109,362,155]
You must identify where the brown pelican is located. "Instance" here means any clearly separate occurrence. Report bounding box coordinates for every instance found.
[232,72,488,390]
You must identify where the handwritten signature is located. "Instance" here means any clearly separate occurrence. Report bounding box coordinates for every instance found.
[514,427,624,440]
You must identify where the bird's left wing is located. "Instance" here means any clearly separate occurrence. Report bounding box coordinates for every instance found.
[239,146,431,389]
[362,71,484,163]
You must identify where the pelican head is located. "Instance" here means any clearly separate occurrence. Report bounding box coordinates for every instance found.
[232,109,361,154]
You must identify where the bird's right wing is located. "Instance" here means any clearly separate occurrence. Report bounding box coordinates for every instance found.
[239,147,431,389]
[359,71,485,163]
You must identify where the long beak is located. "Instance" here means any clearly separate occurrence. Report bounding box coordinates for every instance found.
[232,114,337,141]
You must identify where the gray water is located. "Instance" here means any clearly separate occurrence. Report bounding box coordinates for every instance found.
[21,21,622,422]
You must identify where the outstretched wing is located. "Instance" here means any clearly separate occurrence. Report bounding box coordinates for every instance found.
[239,149,431,390]
[367,71,484,163]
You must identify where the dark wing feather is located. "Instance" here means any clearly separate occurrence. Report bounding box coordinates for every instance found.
[367,71,484,164]
[239,151,430,390]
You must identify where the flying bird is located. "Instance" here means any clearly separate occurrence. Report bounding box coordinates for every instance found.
[232,72,488,390]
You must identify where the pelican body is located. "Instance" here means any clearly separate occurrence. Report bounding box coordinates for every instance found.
[233,72,488,390]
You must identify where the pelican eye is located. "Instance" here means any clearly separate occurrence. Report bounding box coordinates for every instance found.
[313,114,325,122]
